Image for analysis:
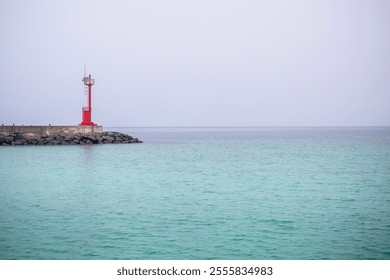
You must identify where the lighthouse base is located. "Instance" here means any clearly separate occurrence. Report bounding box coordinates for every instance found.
[79,122,96,126]
[80,109,95,126]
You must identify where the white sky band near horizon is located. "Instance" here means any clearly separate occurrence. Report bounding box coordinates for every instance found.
[0,0,389,127]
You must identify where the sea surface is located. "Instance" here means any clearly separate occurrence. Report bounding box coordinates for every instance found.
[1,127,389,260]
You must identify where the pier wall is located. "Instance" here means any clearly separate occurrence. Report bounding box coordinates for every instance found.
[0,125,102,135]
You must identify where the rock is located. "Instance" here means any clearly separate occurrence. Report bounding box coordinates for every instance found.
[0,131,141,146]
[28,139,38,145]
[102,136,115,142]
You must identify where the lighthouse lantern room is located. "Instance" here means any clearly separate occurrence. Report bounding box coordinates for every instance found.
[80,73,96,126]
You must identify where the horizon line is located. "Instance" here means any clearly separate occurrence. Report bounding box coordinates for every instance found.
[104,125,390,128]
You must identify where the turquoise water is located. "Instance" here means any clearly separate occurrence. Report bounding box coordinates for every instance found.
[1,127,389,259]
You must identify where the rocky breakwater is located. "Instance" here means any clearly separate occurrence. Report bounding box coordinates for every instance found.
[0,131,142,146]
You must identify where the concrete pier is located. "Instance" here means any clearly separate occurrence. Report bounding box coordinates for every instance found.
[0,125,102,135]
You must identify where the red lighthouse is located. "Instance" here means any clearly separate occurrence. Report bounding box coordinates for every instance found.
[80,73,96,126]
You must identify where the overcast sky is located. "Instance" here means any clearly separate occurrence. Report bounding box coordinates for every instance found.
[0,0,389,127]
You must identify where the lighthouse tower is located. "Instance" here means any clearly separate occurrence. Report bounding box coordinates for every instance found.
[80,73,96,126]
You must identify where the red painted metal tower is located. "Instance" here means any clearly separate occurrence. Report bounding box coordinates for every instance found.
[80,73,96,126]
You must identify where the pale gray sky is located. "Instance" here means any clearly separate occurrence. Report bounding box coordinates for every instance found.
[0,0,389,126]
